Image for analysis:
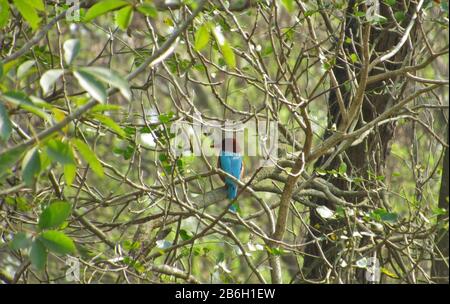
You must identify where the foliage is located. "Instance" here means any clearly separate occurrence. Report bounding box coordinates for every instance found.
[0,0,448,284]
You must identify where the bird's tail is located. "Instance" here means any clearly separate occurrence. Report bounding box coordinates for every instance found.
[229,203,238,213]
[227,182,238,200]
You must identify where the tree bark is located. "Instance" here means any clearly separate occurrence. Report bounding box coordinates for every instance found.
[301,1,417,282]
[431,139,449,283]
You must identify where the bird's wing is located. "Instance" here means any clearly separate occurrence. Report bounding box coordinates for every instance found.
[217,155,225,182]
[219,153,243,182]
[229,155,242,179]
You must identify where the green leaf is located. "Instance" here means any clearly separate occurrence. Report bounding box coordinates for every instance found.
[123,240,140,251]
[91,104,122,113]
[10,232,31,250]
[349,53,358,63]
[113,144,134,160]
[0,0,10,29]
[338,162,347,175]
[13,0,41,30]
[29,95,53,109]
[433,207,448,216]
[39,147,51,170]
[63,39,80,65]
[384,0,396,6]
[0,102,12,142]
[370,208,398,224]
[1,91,32,106]
[93,113,127,137]
[1,91,50,121]
[0,146,25,176]
[45,139,75,165]
[5,196,31,211]
[17,60,35,79]
[123,256,145,273]
[281,0,295,13]
[64,163,77,186]
[40,69,64,96]
[39,230,76,255]
[72,138,104,177]
[212,26,236,69]
[74,70,107,103]
[84,0,129,22]
[116,5,133,30]
[380,267,399,279]
[194,24,210,51]
[323,61,332,71]
[38,200,72,230]
[179,229,192,241]
[265,246,285,256]
[22,147,41,186]
[79,67,131,101]
[29,0,44,11]
[30,239,47,270]
[158,111,174,124]
[136,3,157,18]
[219,41,236,69]
[394,11,406,23]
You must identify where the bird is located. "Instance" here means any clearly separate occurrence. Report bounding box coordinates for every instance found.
[218,137,244,212]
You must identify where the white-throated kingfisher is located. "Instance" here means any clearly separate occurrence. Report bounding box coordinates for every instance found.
[218,138,243,211]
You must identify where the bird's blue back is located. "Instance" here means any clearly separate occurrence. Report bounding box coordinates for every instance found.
[219,151,242,200]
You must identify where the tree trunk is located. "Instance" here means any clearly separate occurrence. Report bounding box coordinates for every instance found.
[431,139,449,283]
[301,1,416,282]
